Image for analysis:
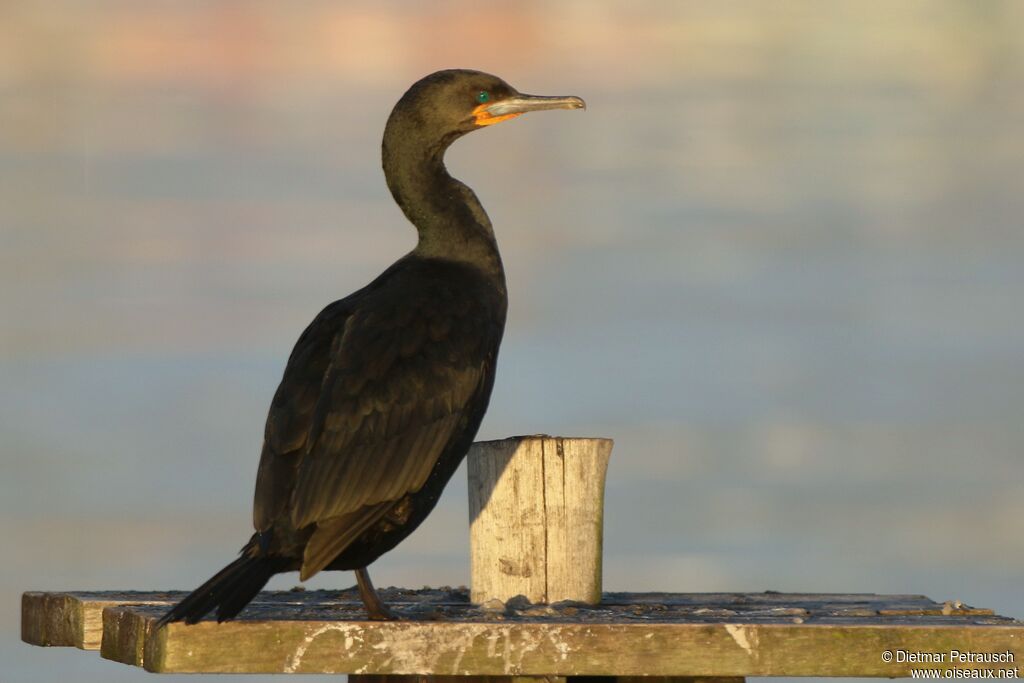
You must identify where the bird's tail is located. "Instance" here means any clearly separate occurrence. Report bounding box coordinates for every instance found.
[157,538,287,626]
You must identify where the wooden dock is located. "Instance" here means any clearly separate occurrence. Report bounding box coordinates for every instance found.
[22,588,1024,676]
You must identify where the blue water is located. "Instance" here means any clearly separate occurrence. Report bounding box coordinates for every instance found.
[3,2,1023,681]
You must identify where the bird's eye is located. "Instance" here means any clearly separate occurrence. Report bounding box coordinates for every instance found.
[476,91,490,104]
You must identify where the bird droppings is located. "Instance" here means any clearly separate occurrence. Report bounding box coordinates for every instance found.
[285,622,361,673]
[725,623,757,656]
[547,628,572,660]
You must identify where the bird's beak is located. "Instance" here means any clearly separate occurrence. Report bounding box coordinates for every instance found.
[473,94,586,127]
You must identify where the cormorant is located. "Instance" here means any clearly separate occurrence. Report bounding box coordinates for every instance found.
[157,70,584,624]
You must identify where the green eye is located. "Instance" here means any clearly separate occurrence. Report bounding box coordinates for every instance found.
[476,91,490,104]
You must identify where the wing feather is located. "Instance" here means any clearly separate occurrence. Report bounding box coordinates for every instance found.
[287,297,489,529]
[300,503,393,580]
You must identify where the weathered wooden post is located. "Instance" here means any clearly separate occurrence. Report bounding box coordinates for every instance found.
[468,435,612,606]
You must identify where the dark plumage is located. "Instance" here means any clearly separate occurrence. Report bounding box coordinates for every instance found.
[158,69,584,625]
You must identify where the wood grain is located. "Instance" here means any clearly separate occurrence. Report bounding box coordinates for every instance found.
[21,591,176,650]
[468,436,612,605]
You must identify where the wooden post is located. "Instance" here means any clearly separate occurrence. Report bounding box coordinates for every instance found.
[468,436,612,606]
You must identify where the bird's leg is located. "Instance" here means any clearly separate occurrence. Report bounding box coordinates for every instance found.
[355,567,397,620]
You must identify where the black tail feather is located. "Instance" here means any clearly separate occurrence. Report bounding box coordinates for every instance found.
[157,544,286,627]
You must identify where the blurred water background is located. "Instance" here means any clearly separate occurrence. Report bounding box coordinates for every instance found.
[2,1,1023,681]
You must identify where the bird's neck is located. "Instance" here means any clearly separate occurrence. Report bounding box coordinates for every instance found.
[382,134,503,274]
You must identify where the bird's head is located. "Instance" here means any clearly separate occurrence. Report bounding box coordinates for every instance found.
[385,69,585,150]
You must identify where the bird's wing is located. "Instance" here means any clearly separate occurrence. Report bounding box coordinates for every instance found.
[287,285,492,531]
[253,300,350,532]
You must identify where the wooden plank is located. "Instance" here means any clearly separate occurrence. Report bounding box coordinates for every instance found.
[22,589,1008,652]
[21,587,452,650]
[102,605,1023,676]
[102,602,148,667]
[468,436,613,605]
[23,589,1022,676]
[79,591,1024,675]
[21,591,176,649]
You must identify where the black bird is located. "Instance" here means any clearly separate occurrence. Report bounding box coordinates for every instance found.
[157,70,584,625]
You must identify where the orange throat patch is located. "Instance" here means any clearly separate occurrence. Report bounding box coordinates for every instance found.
[473,103,522,127]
